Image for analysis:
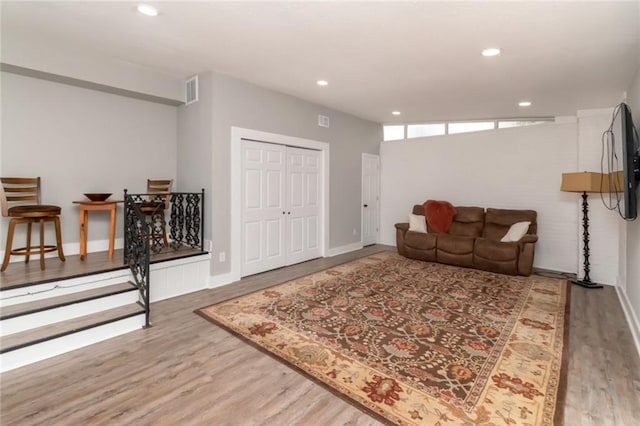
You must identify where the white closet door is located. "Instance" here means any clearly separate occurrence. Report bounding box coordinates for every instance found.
[286,147,321,265]
[241,141,286,276]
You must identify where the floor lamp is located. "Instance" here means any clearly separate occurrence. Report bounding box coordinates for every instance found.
[560,171,610,289]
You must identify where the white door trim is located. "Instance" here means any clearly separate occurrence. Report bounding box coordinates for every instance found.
[231,127,330,282]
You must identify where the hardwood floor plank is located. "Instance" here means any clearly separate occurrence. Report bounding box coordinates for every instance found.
[1,245,639,425]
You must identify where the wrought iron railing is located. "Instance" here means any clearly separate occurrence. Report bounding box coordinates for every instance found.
[168,190,205,252]
[123,194,151,327]
[123,189,205,255]
[123,189,205,328]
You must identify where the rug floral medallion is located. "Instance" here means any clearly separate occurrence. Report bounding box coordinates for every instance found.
[197,251,569,425]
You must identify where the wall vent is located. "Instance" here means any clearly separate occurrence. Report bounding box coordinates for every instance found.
[318,115,330,128]
[185,75,198,105]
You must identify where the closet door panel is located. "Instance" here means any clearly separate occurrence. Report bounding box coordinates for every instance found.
[241,141,286,276]
[286,147,321,265]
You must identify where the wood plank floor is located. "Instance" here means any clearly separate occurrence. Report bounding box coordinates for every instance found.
[1,245,639,425]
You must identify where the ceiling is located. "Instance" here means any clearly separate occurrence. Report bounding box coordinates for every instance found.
[2,1,639,124]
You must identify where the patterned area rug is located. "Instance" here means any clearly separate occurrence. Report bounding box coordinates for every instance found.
[197,251,569,425]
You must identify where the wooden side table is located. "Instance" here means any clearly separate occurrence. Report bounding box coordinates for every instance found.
[72,200,123,260]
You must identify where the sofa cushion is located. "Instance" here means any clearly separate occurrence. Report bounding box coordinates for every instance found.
[404,230,437,262]
[474,238,519,275]
[436,234,475,267]
[412,205,425,215]
[424,200,457,233]
[475,238,519,261]
[483,208,537,241]
[405,231,437,251]
[449,206,485,237]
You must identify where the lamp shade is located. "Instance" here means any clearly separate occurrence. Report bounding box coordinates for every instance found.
[560,171,619,193]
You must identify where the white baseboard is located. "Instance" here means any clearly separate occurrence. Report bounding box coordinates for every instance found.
[616,285,640,359]
[208,271,236,289]
[327,242,363,257]
[378,237,396,247]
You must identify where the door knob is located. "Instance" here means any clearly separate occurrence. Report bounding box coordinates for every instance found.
[363,204,368,207]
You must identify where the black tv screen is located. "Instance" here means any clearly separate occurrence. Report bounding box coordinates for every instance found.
[609,103,640,220]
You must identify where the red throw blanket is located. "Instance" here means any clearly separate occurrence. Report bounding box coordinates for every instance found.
[424,200,457,233]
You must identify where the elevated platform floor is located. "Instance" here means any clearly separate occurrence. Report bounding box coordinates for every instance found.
[0,247,206,290]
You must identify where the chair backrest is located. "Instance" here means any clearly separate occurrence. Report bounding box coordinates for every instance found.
[1,177,41,217]
[147,179,173,209]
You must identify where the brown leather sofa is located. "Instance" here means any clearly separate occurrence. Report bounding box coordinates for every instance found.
[395,205,538,276]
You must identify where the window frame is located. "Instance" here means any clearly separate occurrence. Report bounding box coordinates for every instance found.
[383,117,553,141]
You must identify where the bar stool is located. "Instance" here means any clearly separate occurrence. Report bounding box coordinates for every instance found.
[142,179,173,250]
[1,177,65,272]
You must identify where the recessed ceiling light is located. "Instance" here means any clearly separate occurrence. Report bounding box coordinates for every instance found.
[137,4,158,16]
[518,101,532,107]
[316,80,328,86]
[391,111,401,116]
[481,48,501,57]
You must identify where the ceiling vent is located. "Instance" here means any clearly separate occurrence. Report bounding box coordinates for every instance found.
[318,114,330,128]
[185,75,198,105]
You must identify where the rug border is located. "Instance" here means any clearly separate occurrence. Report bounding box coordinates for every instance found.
[194,308,395,426]
[554,279,571,426]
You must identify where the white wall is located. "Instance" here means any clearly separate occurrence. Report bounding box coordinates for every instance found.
[1,72,178,255]
[177,73,213,241]
[178,71,381,278]
[380,121,580,274]
[620,65,640,353]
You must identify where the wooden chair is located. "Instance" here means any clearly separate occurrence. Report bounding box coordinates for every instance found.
[142,179,173,249]
[1,177,65,272]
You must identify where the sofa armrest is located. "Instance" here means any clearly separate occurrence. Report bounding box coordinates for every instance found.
[395,223,410,232]
[519,234,538,244]
[395,223,410,256]
[517,234,538,276]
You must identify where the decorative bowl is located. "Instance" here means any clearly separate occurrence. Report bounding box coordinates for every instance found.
[84,193,112,202]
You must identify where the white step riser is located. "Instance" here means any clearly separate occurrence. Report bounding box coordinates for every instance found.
[0,314,145,373]
[0,291,140,337]
[0,270,132,307]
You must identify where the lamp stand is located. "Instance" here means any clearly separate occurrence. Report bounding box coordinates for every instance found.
[571,191,603,289]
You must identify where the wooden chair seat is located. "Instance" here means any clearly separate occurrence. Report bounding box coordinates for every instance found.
[8,205,61,217]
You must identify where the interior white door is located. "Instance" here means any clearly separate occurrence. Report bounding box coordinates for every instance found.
[241,140,286,276]
[361,153,380,246]
[286,147,322,265]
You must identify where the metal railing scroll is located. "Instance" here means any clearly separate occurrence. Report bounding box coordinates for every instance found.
[123,191,151,327]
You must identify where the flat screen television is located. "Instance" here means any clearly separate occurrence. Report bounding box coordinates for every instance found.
[606,102,640,220]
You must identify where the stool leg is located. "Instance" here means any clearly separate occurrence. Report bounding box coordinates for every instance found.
[1,219,17,272]
[162,216,169,247]
[108,206,116,260]
[39,218,45,270]
[54,216,65,261]
[25,222,32,264]
[53,216,66,262]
